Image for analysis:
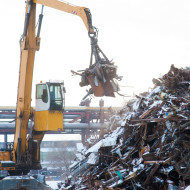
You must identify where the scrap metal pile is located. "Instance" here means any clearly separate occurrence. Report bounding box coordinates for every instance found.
[65,65,190,190]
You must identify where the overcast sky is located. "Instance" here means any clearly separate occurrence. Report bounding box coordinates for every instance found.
[0,0,190,108]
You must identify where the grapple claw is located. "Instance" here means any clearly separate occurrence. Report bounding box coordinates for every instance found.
[72,33,121,98]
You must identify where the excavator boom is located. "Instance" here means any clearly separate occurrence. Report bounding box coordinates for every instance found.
[34,0,94,33]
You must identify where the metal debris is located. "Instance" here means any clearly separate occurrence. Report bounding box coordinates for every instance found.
[62,65,190,190]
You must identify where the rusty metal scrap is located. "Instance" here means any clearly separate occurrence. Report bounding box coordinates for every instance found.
[61,65,190,190]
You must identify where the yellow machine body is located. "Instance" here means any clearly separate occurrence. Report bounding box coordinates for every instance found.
[34,110,63,131]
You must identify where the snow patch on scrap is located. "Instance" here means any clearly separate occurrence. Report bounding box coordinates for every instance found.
[85,127,124,155]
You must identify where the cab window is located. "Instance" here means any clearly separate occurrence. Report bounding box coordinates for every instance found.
[49,84,62,110]
[36,84,48,103]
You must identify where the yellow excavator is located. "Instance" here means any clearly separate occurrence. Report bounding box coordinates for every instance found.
[0,0,120,177]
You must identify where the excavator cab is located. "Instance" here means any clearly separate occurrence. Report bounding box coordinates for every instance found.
[34,81,66,131]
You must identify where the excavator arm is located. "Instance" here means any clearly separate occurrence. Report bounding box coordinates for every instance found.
[9,1,42,174]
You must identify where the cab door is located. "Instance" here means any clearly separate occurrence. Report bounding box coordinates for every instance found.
[35,83,50,111]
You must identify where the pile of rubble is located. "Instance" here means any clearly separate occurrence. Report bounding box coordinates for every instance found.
[62,65,190,190]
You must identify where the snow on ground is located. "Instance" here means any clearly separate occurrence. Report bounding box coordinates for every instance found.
[46,181,61,190]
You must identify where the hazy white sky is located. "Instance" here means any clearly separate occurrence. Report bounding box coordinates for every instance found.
[0,0,190,108]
